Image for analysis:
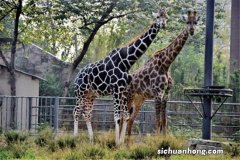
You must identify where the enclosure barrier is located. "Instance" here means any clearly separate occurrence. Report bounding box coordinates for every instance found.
[0,96,239,141]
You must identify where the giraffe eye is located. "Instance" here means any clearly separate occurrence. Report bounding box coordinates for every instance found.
[194,21,197,25]
[157,16,160,18]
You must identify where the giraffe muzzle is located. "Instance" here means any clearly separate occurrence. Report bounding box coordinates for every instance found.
[162,23,166,29]
[190,29,194,35]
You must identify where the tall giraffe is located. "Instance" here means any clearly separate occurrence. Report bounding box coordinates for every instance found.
[73,9,168,145]
[126,10,199,143]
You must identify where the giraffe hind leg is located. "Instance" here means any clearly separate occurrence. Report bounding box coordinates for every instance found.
[127,97,144,145]
[119,92,130,144]
[73,98,81,136]
[82,98,94,143]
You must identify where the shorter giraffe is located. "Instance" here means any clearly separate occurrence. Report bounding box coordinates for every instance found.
[126,10,200,143]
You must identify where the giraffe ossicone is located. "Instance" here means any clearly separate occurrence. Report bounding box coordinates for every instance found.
[125,10,200,144]
[73,8,168,145]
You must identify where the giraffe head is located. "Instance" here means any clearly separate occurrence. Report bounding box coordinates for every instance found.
[182,10,200,36]
[152,9,168,29]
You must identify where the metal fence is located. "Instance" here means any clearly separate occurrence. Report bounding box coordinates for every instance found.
[0,96,240,140]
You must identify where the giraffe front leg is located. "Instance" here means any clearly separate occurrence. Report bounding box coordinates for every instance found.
[159,74,172,135]
[155,91,165,134]
[159,100,167,135]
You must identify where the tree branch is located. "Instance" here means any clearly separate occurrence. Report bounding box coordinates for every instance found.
[71,1,117,71]
[79,10,139,29]
[0,7,15,21]
[102,10,139,24]
[0,49,10,72]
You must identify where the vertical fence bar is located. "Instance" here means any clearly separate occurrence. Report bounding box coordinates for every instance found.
[0,97,3,130]
[20,97,23,130]
[6,97,8,129]
[28,97,32,130]
[140,106,144,134]
[103,105,107,131]
[50,98,53,127]
[35,97,38,131]
[54,97,59,133]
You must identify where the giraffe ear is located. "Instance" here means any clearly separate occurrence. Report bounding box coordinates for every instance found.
[181,15,188,22]
[152,12,158,18]
[193,11,197,15]
[196,16,201,21]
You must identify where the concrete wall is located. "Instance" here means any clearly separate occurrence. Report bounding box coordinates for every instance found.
[0,67,39,131]
[0,66,39,96]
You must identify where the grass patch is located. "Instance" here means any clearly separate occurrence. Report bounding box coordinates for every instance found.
[0,128,239,160]
[4,130,28,145]
[83,145,105,159]
[95,131,116,149]
[129,144,156,159]
[35,125,54,147]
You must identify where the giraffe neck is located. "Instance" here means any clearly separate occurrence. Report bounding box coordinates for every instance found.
[121,23,160,70]
[156,29,189,71]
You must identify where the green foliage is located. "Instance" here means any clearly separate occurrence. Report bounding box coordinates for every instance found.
[56,135,76,149]
[129,145,155,159]
[95,131,116,149]
[114,149,130,160]
[170,126,202,139]
[223,143,240,157]
[4,131,28,145]
[35,125,54,147]
[0,131,239,159]
[83,146,105,159]
[0,147,11,160]
[232,130,240,142]
[39,72,64,96]
[65,152,81,160]
[11,144,28,159]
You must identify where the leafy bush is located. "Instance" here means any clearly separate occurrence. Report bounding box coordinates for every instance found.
[11,144,27,159]
[95,131,116,149]
[224,143,240,157]
[35,125,54,147]
[114,149,130,159]
[144,135,186,150]
[57,135,76,149]
[232,130,240,142]
[83,146,105,159]
[4,131,28,145]
[129,145,155,159]
[65,152,81,160]
[48,140,58,152]
[0,147,11,159]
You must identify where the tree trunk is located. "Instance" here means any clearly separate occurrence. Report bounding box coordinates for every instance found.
[10,0,22,129]
[230,0,240,102]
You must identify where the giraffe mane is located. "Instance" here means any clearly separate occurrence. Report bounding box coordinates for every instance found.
[151,28,189,58]
[123,23,154,47]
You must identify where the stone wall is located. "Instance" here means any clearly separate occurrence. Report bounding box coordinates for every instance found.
[0,44,83,83]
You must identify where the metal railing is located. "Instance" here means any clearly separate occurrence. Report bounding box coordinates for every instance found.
[0,96,239,140]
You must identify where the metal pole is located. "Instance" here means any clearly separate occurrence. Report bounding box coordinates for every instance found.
[54,97,59,133]
[28,97,32,130]
[203,0,215,139]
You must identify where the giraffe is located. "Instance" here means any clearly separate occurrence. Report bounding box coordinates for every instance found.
[126,10,200,143]
[73,9,168,145]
